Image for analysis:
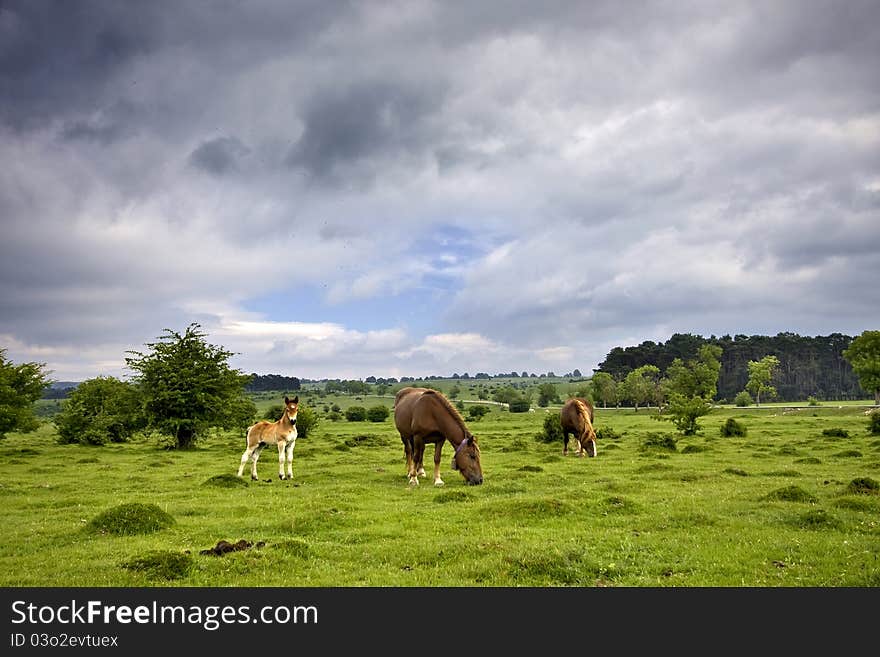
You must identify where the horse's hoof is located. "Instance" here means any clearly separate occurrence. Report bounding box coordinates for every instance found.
[251,476,258,481]
[434,480,445,487]
[408,477,419,486]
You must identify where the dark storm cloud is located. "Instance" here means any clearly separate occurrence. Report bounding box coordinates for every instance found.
[286,79,446,184]
[190,136,251,175]
[0,1,877,380]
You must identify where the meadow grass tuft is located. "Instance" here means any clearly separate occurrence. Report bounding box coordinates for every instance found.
[87,502,175,535]
[121,551,193,580]
[762,485,817,503]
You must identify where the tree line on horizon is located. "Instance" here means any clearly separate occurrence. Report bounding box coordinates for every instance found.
[596,332,866,402]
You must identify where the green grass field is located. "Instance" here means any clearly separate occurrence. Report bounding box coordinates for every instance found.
[3,397,879,587]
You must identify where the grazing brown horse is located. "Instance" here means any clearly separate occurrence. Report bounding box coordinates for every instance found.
[393,387,483,486]
[237,395,299,480]
[560,397,597,457]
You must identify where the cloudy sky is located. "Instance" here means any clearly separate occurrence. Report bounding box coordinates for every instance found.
[1,1,878,382]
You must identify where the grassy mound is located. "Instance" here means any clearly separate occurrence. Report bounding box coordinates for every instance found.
[762,485,817,503]
[87,503,175,535]
[845,477,879,495]
[203,474,248,488]
[640,432,678,452]
[121,551,193,580]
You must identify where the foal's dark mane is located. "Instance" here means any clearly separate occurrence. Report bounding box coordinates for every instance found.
[422,389,472,439]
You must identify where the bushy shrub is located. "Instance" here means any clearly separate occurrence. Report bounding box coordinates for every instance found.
[345,406,367,422]
[869,410,880,436]
[734,391,753,407]
[595,426,621,441]
[295,405,319,438]
[467,404,491,420]
[536,413,563,443]
[55,377,145,445]
[366,405,390,422]
[720,418,748,437]
[822,427,849,438]
[508,400,531,413]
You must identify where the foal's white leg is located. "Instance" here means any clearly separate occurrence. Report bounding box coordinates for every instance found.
[251,445,263,480]
[237,447,254,477]
[285,438,296,480]
[278,443,286,480]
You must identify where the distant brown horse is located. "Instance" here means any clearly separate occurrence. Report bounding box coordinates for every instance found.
[393,387,483,486]
[237,395,299,480]
[560,397,597,457]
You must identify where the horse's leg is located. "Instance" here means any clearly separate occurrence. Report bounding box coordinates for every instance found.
[250,444,265,480]
[237,444,254,477]
[284,437,296,480]
[563,431,570,456]
[277,441,287,480]
[402,435,414,478]
[408,438,425,486]
[432,442,444,486]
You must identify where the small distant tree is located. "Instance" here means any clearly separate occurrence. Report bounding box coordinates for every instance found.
[656,345,722,435]
[843,330,880,405]
[746,355,780,406]
[734,391,753,407]
[55,376,144,445]
[294,405,319,438]
[124,324,253,449]
[590,372,618,408]
[0,348,52,439]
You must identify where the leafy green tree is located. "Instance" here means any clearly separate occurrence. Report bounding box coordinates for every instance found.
[0,348,52,439]
[843,330,880,405]
[657,345,723,435]
[746,355,780,405]
[622,365,660,411]
[536,382,558,407]
[124,324,254,449]
[294,404,319,438]
[55,376,144,445]
[590,372,618,408]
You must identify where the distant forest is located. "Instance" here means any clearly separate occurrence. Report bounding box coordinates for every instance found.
[596,332,866,402]
[245,373,301,392]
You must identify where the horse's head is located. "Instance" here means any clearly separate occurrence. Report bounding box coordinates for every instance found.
[580,425,597,458]
[451,433,483,485]
[283,395,299,422]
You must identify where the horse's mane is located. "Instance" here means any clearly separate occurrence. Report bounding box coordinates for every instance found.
[573,398,594,426]
[422,389,472,438]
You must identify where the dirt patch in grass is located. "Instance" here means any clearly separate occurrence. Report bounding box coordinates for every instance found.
[121,551,193,580]
[761,485,817,503]
[203,474,249,488]
[200,539,265,556]
[87,503,175,535]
